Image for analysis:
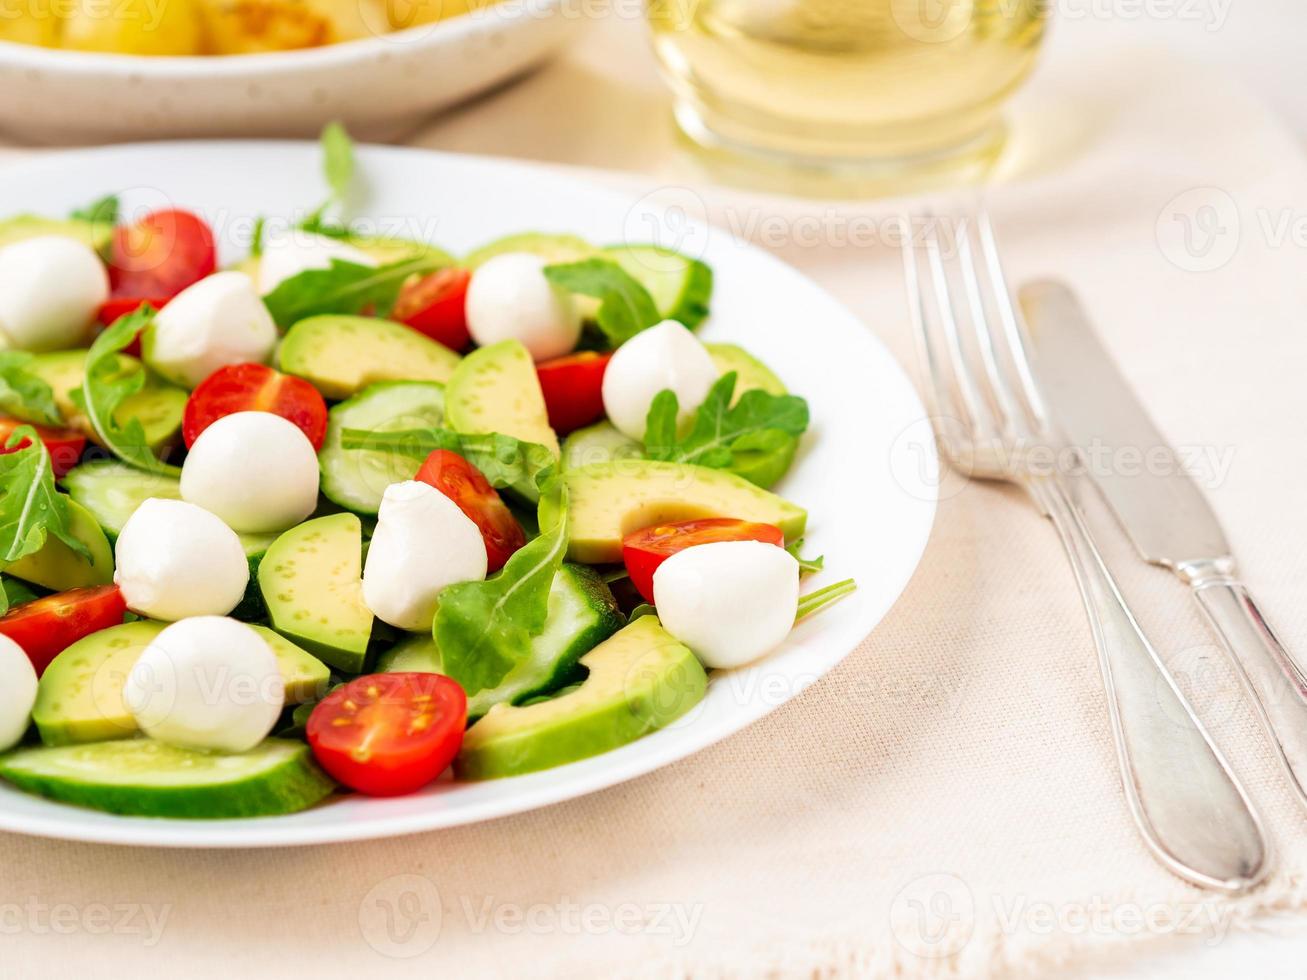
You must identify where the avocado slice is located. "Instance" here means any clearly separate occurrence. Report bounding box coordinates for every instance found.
[0,216,113,255]
[444,339,559,455]
[705,343,787,398]
[25,349,187,453]
[456,615,708,779]
[464,232,597,269]
[6,499,114,591]
[545,459,807,564]
[258,513,373,674]
[32,621,330,747]
[278,315,462,401]
[347,234,456,268]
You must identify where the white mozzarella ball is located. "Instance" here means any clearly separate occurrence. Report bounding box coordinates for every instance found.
[0,636,37,752]
[601,319,719,442]
[465,253,581,361]
[122,616,283,753]
[181,411,320,533]
[114,498,249,622]
[363,480,487,631]
[258,230,375,295]
[653,540,799,669]
[0,236,108,352]
[143,271,277,388]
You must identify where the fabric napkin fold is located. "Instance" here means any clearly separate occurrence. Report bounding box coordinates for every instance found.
[2,30,1307,980]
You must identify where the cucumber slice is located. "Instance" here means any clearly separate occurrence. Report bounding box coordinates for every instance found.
[319,381,446,515]
[377,564,623,720]
[561,421,642,471]
[0,738,335,818]
[62,459,274,557]
[278,315,461,401]
[465,232,597,269]
[603,244,713,329]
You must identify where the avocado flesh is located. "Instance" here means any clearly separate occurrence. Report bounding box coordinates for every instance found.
[546,458,807,564]
[0,216,112,254]
[6,499,114,591]
[25,349,187,452]
[278,315,461,400]
[444,339,560,455]
[258,513,373,674]
[705,343,787,398]
[32,621,330,747]
[456,616,708,779]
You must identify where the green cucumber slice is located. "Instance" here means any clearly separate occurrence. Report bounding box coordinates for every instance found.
[561,421,642,471]
[0,738,335,818]
[376,564,623,721]
[602,244,713,329]
[319,381,446,515]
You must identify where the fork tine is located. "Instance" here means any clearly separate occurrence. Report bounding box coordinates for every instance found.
[900,216,964,456]
[922,215,990,437]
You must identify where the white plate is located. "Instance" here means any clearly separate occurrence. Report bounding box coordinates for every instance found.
[0,141,936,847]
[0,1,582,144]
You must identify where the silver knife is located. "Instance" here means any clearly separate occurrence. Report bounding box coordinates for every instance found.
[1021,279,1307,809]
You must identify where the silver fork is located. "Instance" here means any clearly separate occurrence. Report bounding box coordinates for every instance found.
[901,211,1269,893]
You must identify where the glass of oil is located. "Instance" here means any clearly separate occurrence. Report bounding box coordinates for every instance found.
[647,0,1049,189]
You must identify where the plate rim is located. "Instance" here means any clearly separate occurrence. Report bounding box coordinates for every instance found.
[0,140,937,847]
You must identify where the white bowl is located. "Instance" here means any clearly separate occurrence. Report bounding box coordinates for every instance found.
[0,0,584,145]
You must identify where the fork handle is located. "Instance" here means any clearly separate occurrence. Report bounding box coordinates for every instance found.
[1028,476,1268,892]
[1180,562,1307,810]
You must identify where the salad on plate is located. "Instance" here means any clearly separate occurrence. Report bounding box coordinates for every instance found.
[0,130,854,820]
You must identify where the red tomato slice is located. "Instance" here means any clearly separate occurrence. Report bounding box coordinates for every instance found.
[414,449,526,573]
[182,363,329,450]
[107,208,216,302]
[392,267,472,353]
[0,585,127,677]
[535,351,613,435]
[306,672,467,796]
[0,417,86,479]
[97,295,168,327]
[622,518,786,605]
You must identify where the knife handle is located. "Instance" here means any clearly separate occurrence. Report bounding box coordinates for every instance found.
[1184,562,1307,807]
[1031,478,1269,892]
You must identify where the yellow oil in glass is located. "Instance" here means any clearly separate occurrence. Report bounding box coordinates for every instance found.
[648,0,1048,180]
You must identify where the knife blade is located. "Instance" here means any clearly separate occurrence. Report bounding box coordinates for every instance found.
[1021,279,1307,812]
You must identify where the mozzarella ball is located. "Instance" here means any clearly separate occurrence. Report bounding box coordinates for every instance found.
[363,480,487,631]
[465,253,581,361]
[0,636,37,752]
[143,271,277,388]
[653,541,799,669]
[122,616,283,753]
[258,230,375,295]
[181,411,320,533]
[114,498,249,622]
[601,319,719,442]
[0,235,108,352]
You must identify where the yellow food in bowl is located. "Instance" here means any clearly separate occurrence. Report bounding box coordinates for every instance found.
[0,0,498,54]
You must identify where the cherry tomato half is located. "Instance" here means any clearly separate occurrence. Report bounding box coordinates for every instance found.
[535,351,613,435]
[182,363,329,450]
[0,585,127,677]
[0,417,86,479]
[306,672,467,796]
[107,208,216,302]
[622,518,786,605]
[392,267,472,353]
[415,450,526,573]
[96,295,168,328]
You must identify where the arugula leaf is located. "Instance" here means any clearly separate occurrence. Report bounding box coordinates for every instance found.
[543,258,661,347]
[262,255,443,329]
[339,427,556,504]
[70,194,119,226]
[250,215,267,257]
[433,481,570,695]
[795,579,857,623]
[0,427,92,612]
[643,372,809,483]
[785,539,824,576]
[70,306,180,477]
[300,122,356,231]
[0,352,61,426]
